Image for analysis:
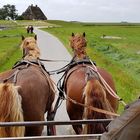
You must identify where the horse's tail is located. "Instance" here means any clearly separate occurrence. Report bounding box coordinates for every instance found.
[0,83,25,137]
[83,79,113,134]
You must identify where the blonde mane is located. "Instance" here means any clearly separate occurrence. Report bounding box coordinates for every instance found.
[70,33,87,59]
[20,36,40,60]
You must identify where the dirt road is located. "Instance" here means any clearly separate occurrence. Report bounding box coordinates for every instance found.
[34,28,74,135]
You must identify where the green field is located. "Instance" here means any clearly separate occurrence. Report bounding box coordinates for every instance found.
[43,20,140,110]
[0,20,140,111]
[0,27,24,71]
[0,20,52,71]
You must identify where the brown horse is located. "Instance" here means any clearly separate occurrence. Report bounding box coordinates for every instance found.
[64,33,119,134]
[0,36,55,137]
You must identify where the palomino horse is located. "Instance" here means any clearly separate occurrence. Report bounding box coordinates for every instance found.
[0,36,55,137]
[63,33,119,134]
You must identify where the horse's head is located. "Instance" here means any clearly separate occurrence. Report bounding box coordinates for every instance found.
[70,32,87,59]
[20,35,40,60]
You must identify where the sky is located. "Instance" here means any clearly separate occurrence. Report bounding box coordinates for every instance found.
[0,0,140,22]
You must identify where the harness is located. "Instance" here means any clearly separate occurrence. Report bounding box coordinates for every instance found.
[1,59,49,85]
[57,57,97,97]
[52,57,126,119]
[13,59,47,72]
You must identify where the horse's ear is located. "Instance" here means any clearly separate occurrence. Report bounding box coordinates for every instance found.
[83,32,86,37]
[34,35,37,40]
[72,33,75,37]
[22,35,25,40]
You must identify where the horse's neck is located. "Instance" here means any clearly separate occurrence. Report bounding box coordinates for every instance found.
[24,48,40,60]
[74,54,87,60]
[24,55,38,61]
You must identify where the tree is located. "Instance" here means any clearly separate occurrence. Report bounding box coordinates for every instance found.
[0,4,18,20]
[0,8,7,19]
[16,15,24,20]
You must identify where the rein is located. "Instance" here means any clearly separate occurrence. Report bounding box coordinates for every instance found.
[48,63,70,75]
[67,96,120,117]
[52,80,120,117]
[37,59,72,75]
[1,69,20,85]
[1,61,39,85]
[39,58,70,62]
[48,67,120,117]
[52,58,126,117]
[89,59,126,106]
[37,59,56,93]
[14,59,56,94]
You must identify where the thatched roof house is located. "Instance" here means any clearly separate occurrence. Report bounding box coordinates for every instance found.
[22,5,47,20]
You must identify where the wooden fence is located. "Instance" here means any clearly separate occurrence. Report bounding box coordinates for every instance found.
[0,119,113,140]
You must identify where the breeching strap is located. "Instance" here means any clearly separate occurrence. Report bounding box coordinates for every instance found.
[89,59,126,106]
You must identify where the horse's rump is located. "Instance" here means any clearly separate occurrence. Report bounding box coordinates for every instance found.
[64,63,118,134]
[63,32,118,134]
[0,64,55,136]
[16,65,55,118]
[0,35,55,137]
[64,64,118,111]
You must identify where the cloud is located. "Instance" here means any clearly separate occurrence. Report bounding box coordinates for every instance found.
[44,0,140,22]
[0,0,140,22]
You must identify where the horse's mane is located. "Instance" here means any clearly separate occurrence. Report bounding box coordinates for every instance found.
[20,37,40,60]
[70,33,87,59]
[70,33,87,50]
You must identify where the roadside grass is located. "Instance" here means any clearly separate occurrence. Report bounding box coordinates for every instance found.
[0,20,140,112]
[44,20,140,112]
[0,20,55,28]
[0,20,17,27]
[0,20,54,72]
[16,20,54,27]
[0,49,22,72]
[0,26,29,71]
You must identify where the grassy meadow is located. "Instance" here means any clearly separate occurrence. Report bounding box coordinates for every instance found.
[0,20,52,71]
[0,20,140,112]
[43,20,140,110]
[0,27,24,71]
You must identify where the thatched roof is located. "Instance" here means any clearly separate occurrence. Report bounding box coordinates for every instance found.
[22,5,47,20]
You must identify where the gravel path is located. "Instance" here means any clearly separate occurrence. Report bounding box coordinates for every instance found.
[34,28,74,135]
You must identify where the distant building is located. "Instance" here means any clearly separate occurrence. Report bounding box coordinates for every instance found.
[22,4,47,20]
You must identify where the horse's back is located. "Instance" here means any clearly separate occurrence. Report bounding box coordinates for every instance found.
[66,66,87,102]
[98,67,116,92]
[1,66,55,136]
[17,66,54,116]
[20,66,54,136]
[65,65,118,112]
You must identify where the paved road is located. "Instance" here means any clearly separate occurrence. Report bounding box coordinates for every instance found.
[34,28,74,135]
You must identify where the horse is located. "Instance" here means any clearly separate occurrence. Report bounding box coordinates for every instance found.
[0,35,55,137]
[26,25,34,34]
[63,32,119,134]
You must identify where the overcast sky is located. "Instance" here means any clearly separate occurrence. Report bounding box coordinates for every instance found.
[0,0,140,22]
